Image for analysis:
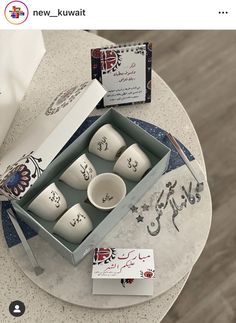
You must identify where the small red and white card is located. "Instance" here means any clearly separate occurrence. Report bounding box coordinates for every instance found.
[91,42,152,108]
[92,248,155,296]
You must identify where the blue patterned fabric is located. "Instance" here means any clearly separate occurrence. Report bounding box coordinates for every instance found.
[1,116,194,248]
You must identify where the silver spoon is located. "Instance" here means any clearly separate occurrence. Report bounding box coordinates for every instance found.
[7,209,44,276]
[0,188,44,275]
[167,133,204,192]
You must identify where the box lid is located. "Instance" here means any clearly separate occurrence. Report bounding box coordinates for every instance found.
[0,79,106,201]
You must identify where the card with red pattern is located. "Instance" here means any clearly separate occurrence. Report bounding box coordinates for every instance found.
[92,248,155,296]
[91,42,152,108]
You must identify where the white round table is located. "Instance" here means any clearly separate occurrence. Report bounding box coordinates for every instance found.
[0,30,210,322]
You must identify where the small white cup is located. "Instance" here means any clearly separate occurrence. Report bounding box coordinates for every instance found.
[53,203,93,244]
[87,173,126,211]
[28,183,67,221]
[88,124,126,161]
[113,143,152,182]
[60,154,97,190]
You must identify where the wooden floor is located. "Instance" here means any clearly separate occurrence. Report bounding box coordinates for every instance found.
[99,31,236,323]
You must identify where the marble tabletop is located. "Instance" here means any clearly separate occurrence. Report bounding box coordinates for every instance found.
[0,30,209,322]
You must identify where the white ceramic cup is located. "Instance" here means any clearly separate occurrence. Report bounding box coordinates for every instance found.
[59,153,97,190]
[88,124,126,161]
[87,173,126,211]
[28,183,67,221]
[53,203,93,244]
[113,143,152,182]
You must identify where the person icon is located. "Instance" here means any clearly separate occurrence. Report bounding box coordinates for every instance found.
[13,304,21,313]
[9,300,25,317]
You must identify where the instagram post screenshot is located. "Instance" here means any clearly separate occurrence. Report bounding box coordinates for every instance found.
[0,1,235,322]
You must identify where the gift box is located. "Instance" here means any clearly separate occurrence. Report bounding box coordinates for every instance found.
[0,79,105,201]
[0,80,170,265]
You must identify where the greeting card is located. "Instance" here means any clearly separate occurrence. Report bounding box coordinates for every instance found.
[92,248,155,296]
[91,42,152,107]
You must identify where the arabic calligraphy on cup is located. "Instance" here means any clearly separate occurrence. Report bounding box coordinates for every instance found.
[60,154,96,190]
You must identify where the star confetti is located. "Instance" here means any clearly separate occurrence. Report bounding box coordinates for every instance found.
[141,203,150,211]
[130,205,139,213]
[136,215,144,223]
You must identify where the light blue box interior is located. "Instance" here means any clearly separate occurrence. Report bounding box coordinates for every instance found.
[13,109,171,265]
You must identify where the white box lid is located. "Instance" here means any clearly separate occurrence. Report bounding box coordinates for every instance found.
[0,79,106,200]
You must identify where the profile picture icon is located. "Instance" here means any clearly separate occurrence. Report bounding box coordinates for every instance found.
[14,304,21,313]
[9,300,25,317]
[4,1,29,25]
